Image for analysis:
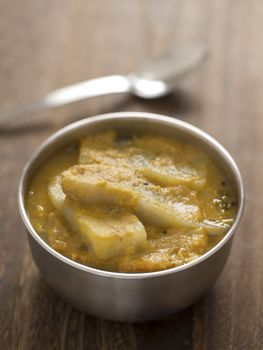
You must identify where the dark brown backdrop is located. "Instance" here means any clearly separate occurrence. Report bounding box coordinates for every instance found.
[0,1,262,349]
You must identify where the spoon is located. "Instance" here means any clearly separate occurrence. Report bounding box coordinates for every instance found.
[0,45,207,125]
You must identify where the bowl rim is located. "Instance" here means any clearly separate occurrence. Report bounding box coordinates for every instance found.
[18,111,245,279]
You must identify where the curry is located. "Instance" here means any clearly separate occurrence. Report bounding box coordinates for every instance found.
[26,131,237,272]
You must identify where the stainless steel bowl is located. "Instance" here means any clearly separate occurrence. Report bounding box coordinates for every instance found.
[18,112,244,322]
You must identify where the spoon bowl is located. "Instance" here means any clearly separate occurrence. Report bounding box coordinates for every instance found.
[129,46,207,99]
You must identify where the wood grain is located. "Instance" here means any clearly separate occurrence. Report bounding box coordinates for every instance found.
[0,0,262,349]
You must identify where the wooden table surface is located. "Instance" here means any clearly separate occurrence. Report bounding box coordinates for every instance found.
[0,1,262,349]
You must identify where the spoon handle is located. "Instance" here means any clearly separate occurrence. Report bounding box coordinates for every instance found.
[0,75,130,126]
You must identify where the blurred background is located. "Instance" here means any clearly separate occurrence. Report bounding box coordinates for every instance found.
[1,1,262,349]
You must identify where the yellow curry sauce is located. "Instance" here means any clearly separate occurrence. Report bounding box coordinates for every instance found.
[26,131,237,272]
